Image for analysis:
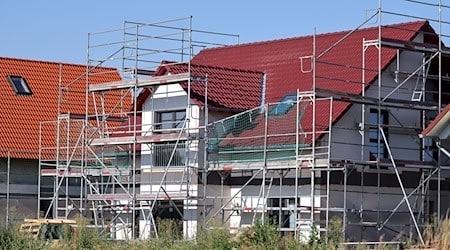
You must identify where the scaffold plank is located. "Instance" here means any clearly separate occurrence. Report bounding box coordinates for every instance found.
[40,168,130,176]
[90,133,189,146]
[88,72,190,92]
[87,192,191,201]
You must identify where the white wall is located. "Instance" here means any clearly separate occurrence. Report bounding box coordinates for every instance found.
[140,83,200,239]
[331,34,425,162]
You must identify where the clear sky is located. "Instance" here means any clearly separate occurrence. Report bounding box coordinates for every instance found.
[0,0,448,65]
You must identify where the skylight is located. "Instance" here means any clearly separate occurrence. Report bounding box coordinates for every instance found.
[269,94,297,116]
[7,75,32,95]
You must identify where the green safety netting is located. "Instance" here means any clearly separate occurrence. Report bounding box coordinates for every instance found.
[208,99,309,164]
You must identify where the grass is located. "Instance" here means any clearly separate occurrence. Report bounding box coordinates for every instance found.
[5,216,450,250]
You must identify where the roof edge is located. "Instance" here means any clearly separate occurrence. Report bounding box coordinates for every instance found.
[0,56,118,71]
[198,20,428,53]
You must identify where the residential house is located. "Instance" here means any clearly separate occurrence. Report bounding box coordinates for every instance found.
[0,57,121,223]
[35,19,450,243]
[134,20,450,241]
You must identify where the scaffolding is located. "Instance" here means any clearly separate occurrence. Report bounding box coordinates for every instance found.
[199,0,450,243]
[310,0,450,243]
[38,17,239,240]
[206,92,334,240]
[37,0,450,244]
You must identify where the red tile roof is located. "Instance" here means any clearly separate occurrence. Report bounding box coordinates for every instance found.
[193,21,432,145]
[217,98,331,148]
[154,63,264,110]
[193,21,430,103]
[0,57,122,159]
[420,103,450,139]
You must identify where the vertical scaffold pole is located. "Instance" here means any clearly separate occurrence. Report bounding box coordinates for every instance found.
[311,27,317,231]
[202,76,209,229]
[437,0,443,222]
[262,103,269,224]
[6,151,11,229]
[38,124,42,219]
[295,90,300,239]
[131,23,139,240]
[376,1,382,238]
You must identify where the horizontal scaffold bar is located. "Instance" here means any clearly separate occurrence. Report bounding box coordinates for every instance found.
[90,133,189,146]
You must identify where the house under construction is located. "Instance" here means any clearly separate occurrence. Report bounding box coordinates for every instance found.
[38,1,450,243]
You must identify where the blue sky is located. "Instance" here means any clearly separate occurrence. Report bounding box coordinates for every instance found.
[0,0,448,64]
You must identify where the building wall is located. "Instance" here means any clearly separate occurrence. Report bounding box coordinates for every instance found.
[140,83,200,239]
[139,81,240,239]
[0,158,38,223]
[331,34,425,162]
[323,32,450,241]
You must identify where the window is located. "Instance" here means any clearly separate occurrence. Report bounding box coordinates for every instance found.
[155,110,186,131]
[369,109,389,160]
[7,75,32,95]
[269,94,296,116]
[423,137,438,161]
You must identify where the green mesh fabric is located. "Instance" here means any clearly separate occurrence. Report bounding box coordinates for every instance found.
[208,99,309,165]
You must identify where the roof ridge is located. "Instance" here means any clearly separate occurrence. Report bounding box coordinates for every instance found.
[198,20,427,53]
[0,56,117,70]
[189,62,265,74]
[162,61,265,74]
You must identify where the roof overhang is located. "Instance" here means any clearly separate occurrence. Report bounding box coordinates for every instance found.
[420,104,450,139]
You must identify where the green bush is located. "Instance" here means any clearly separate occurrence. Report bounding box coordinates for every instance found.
[237,218,281,249]
[145,218,185,250]
[0,216,347,250]
[196,223,233,250]
[0,225,45,250]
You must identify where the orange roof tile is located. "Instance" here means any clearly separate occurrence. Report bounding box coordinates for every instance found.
[0,57,122,159]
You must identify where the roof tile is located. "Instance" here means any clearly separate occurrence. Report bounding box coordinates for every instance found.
[0,57,122,159]
[156,63,264,110]
[192,21,430,145]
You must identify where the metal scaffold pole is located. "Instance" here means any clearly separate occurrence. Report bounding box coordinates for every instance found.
[377,1,382,238]
[6,151,11,229]
[295,90,300,240]
[311,27,317,231]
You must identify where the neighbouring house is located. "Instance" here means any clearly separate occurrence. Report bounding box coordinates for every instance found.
[0,57,121,223]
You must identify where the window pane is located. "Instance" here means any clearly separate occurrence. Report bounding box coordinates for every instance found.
[156,110,186,131]
[175,111,186,128]
[7,75,31,95]
[160,112,173,122]
[368,130,378,140]
[369,109,388,159]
